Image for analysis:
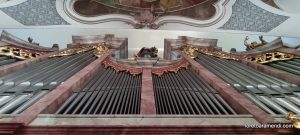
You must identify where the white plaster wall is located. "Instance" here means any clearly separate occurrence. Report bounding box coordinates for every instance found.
[1,28,299,58]
[274,0,300,14]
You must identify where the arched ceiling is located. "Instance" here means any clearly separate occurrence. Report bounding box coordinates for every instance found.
[0,0,299,37]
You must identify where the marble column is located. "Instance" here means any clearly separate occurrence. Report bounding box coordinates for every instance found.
[140,68,156,115]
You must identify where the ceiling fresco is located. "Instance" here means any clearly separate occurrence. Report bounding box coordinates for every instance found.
[73,0,217,28]
[0,0,295,36]
[76,0,212,15]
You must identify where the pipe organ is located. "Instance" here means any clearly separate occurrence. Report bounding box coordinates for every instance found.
[0,51,96,114]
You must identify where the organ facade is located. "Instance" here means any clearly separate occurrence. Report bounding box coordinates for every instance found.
[0,34,299,134]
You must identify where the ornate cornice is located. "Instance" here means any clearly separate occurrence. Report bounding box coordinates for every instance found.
[197,47,239,61]
[102,59,142,76]
[244,52,299,64]
[0,45,45,60]
[152,60,190,76]
[49,43,109,58]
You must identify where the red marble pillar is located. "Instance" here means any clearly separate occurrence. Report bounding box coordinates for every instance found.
[11,51,113,125]
[140,68,156,115]
[180,52,276,124]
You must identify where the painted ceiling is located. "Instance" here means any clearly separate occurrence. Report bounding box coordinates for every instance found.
[0,0,299,37]
[74,0,216,20]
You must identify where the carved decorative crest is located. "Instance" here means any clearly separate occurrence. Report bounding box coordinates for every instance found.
[245,52,299,64]
[181,45,199,59]
[152,60,190,76]
[0,46,44,60]
[49,43,109,58]
[287,112,300,129]
[102,59,142,76]
[197,47,239,60]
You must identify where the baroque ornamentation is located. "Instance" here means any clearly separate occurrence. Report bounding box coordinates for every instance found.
[1,0,69,26]
[49,43,109,58]
[94,45,110,58]
[287,112,300,129]
[197,47,239,60]
[219,0,289,32]
[102,59,142,76]
[152,60,190,76]
[245,52,298,64]
[62,0,230,29]
[181,45,199,59]
[0,46,43,60]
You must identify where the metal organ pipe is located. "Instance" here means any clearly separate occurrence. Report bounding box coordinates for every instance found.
[195,53,300,115]
[56,67,142,115]
[152,68,236,115]
[0,51,96,114]
[0,95,30,114]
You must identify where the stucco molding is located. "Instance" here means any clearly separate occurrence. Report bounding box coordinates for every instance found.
[60,0,232,29]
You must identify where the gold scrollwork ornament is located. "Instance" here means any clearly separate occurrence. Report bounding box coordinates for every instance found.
[287,112,300,129]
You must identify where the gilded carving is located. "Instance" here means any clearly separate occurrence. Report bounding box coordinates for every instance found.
[197,47,239,60]
[245,52,298,64]
[0,46,42,60]
[94,45,110,58]
[181,45,199,59]
[49,43,109,58]
[152,60,190,76]
[287,112,300,129]
[102,59,142,76]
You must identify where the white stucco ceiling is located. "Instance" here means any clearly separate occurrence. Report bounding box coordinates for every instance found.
[0,0,299,37]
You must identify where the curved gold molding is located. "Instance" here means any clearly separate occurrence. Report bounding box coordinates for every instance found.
[197,47,239,60]
[152,60,190,76]
[287,112,300,129]
[49,43,109,58]
[181,45,199,59]
[0,45,43,60]
[102,59,142,76]
[245,52,299,64]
